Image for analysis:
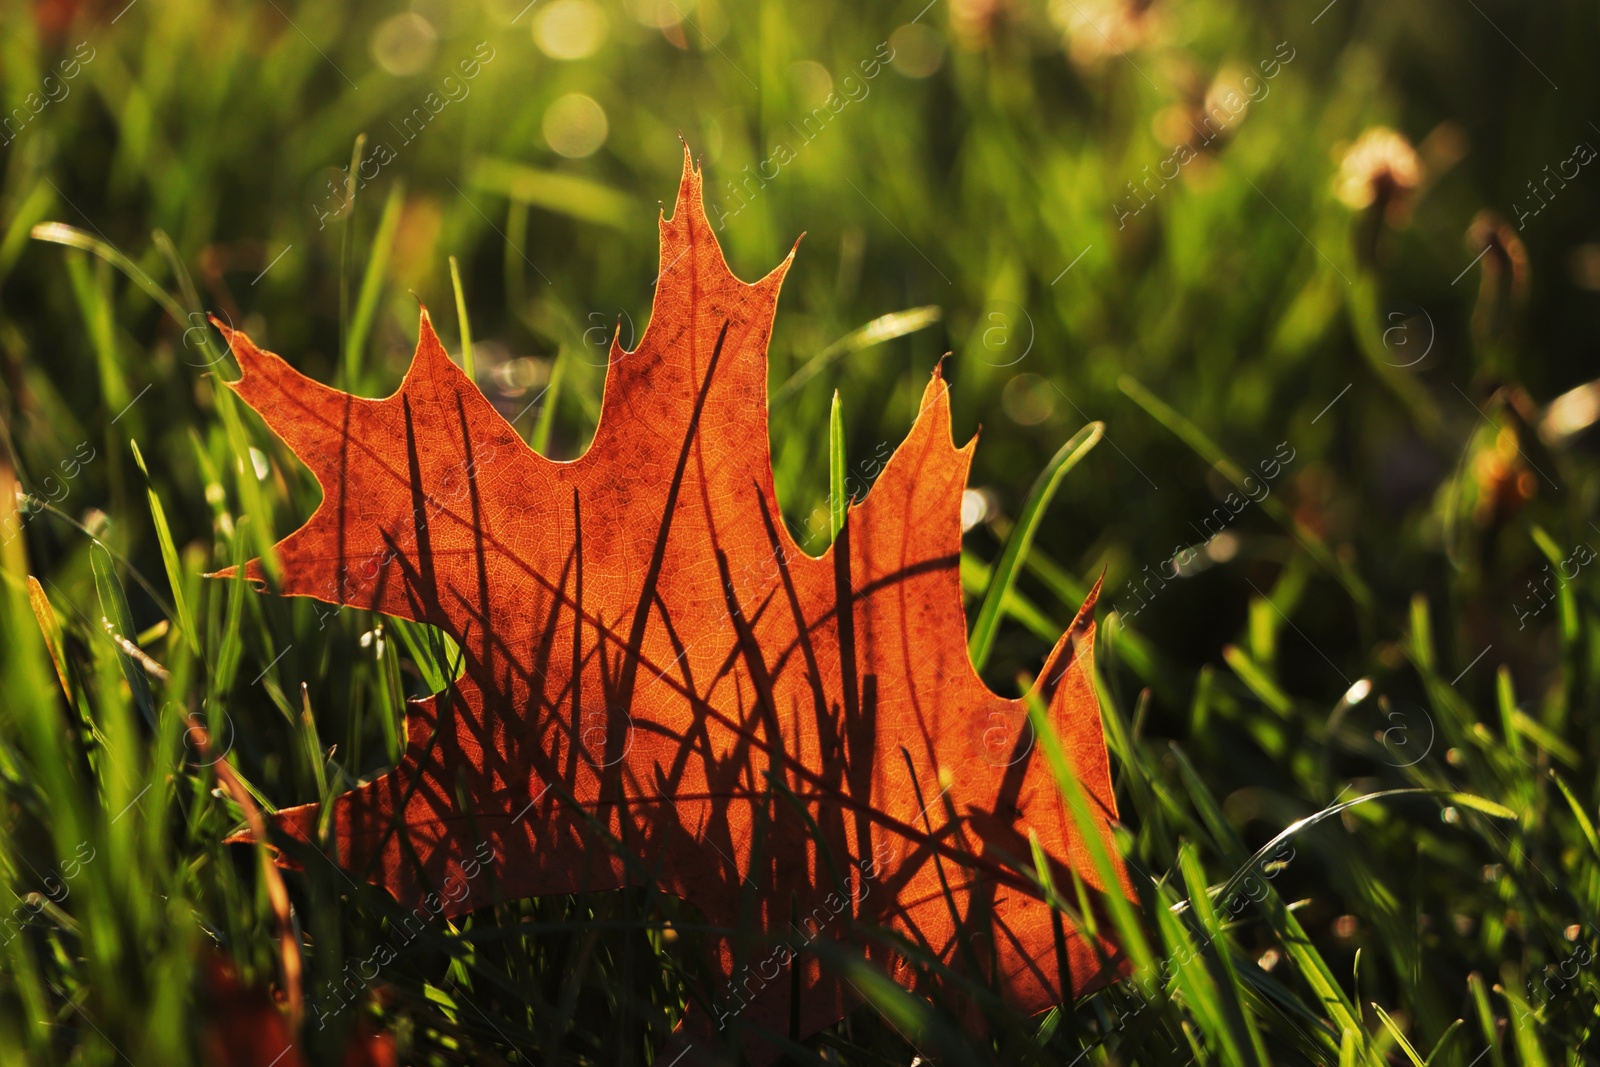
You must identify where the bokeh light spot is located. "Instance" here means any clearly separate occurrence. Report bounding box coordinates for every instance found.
[371,13,438,76]
[1001,373,1055,425]
[890,24,945,78]
[534,0,609,60]
[543,93,609,158]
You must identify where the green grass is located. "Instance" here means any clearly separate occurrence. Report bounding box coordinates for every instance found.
[3,0,1600,1062]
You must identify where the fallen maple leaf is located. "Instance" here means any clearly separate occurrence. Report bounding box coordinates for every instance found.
[200,953,396,1067]
[219,148,1132,1064]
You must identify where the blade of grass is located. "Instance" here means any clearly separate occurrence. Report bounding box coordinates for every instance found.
[1177,841,1269,1067]
[1207,789,1514,911]
[213,518,252,693]
[1021,685,1156,979]
[1529,525,1579,649]
[299,683,330,804]
[345,178,403,384]
[772,306,942,406]
[830,390,847,542]
[1498,983,1551,1067]
[1371,1002,1427,1067]
[64,253,131,420]
[377,625,405,762]
[1495,664,1524,763]
[1548,770,1600,863]
[0,179,54,277]
[26,577,72,703]
[25,501,176,619]
[1446,792,1517,821]
[1506,711,1578,767]
[531,345,569,456]
[959,552,1062,642]
[339,133,366,384]
[389,616,455,693]
[1339,1027,1359,1067]
[31,223,188,331]
[89,540,156,729]
[469,157,637,229]
[504,198,531,319]
[1167,742,1246,862]
[1467,972,1507,1067]
[969,422,1102,671]
[1409,595,1437,677]
[130,440,198,652]
[450,253,474,381]
[1423,1018,1464,1065]
[1152,882,1242,1067]
[151,228,203,316]
[211,381,280,583]
[1192,787,1510,1065]
[1222,645,1293,718]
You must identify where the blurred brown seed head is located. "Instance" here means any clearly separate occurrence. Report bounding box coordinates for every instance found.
[1336,127,1424,223]
[1050,0,1160,69]
[1467,211,1531,307]
[951,0,1008,48]
[1466,211,1530,354]
[1471,423,1537,528]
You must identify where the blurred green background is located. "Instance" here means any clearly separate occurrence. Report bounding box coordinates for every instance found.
[3,0,1600,1063]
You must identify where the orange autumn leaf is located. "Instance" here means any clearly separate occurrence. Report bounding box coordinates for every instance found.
[200,954,396,1067]
[219,148,1132,1064]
